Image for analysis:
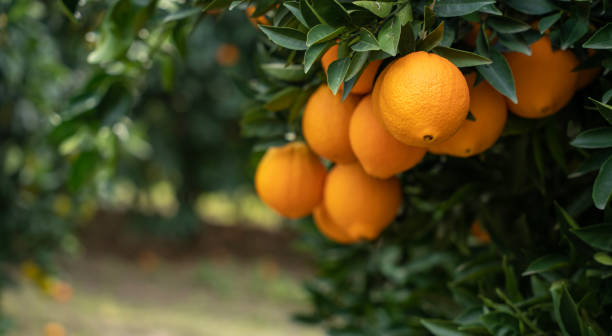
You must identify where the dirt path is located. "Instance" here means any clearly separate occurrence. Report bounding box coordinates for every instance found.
[3,256,323,336]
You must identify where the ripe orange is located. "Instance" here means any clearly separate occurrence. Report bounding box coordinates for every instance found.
[504,36,579,118]
[349,95,426,178]
[321,45,382,95]
[246,5,270,27]
[429,73,507,157]
[372,51,470,147]
[324,163,402,240]
[577,49,601,90]
[215,44,240,67]
[313,205,358,244]
[255,142,326,219]
[303,85,359,163]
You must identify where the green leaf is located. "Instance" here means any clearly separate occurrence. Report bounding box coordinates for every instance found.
[504,0,557,15]
[398,23,416,55]
[433,47,492,67]
[310,0,351,27]
[203,0,233,11]
[560,15,589,50]
[353,1,393,18]
[378,16,401,56]
[571,150,612,177]
[259,26,307,50]
[396,2,413,26]
[263,86,301,111]
[571,128,612,149]
[284,1,309,27]
[304,41,333,73]
[261,63,309,82]
[550,281,585,336]
[345,52,369,81]
[594,252,612,266]
[589,98,612,126]
[487,16,530,34]
[498,33,532,55]
[503,257,523,301]
[476,46,517,102]
[481,312,521,336]
[555,202,580,230]
[539,12,562,33]
[522,255,570,276]
[351,28,380,52]
[421,319,472,336]
[593,156,612,210]
[327,58,350,95]
[573,224,612,251]
[417,22,445,51]
[479,4,502,15]
[583,23,612,49]
[434,0,495,17]
[299,0,320,27]
[306,24,345,46]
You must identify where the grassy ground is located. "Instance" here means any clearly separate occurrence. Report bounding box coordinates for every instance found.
[3,256,323,336]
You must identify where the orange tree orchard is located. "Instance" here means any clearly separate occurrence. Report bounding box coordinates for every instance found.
[5,0,612,334]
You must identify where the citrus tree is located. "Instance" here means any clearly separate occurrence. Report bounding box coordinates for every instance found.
[4,0,612,335]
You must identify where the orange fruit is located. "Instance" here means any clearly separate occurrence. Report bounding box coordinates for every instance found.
[255,142,326,219]
[429,73,507,157]
[470,220,491,244]
[349,95,426,178]
[324,163,402,240]
[504,36,579,118]
[215,44,240,67]
[321,45,382,95]
[246,5,270,27]
[372,51,470,147]
[577,49,601,90]
[313,205,358,244]
[303,85,359,163]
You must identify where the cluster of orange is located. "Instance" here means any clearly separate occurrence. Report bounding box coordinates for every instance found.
[254,32,598,244]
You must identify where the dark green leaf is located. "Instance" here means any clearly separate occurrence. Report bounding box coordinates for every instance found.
[522,255,570,276]
[396,2,413,26]
[163,8,201,23]
[560,15,589,50]
[583,23,612,49]
[498,33,532,55]
[594,252,612,266]
[417,22,445,51]
[573,224,612,251]
[589,98,612,125]
[284,1,309,27]
[261,63,309,82]
[346,52,369,81]
[353,1,393,18]
[550,281,585,336]
[476,47,517,103]
[327,58,351,94]
[434,47,492,67]
[504,0,557,15]
[546,123,567,174]
[487,16,530,34]
[434,0,495,17]
[479,4,502,15]
[593,156,612,210]
[398,23,416,55]
[421,319,472,336]
[539,12,562,33]
[481,312,520,336]
[378,16,401,56]
[299,0,320,27]
[555,201,580,230]
[259,26,307,50]
[311,0,351,27]
[304,41,333,73]
[571,128,612,149]
[571,150,612,177]
[351,28,380,52]
[306,24,345,46]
